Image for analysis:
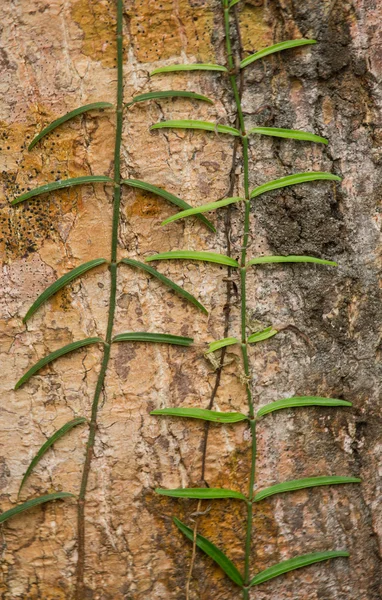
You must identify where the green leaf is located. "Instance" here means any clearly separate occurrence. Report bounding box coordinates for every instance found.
[156,488,246,500]
[206,337,239,353]
[119,258,207,314]
[173,517,244,586]
[126,90,213,107]
[249,550,349,587]
[248,127,327,145]
[229,0,241,7]
[151,407,248,423]
[145,251,239,268]
[0,492,75,524]
[15,338,104,390]
[250,172,341,200]
[12,176,113,205]
[151,64,228,75]
[257,396,352,418]
[28,103,113,150]
[240,39,317,69]
[161,197,242,226]
[112,332,193,346]
[19,418,87,495]
[254,476,361,502]
[247,255,337,268]
[121,179,215,232]
[23,258,108,323]
[151,120,240,137]
[248,326,278,344]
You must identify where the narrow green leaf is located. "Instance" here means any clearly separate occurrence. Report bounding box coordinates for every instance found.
[249,550,349,587]
[248,326,278,344]
[112,332,193,346]
[161,197,242,226]
[0,492,75,524]
[174,517,244,586]
[126,90,213,107]
[247,255,337,268]
[19,418,87,495]
[121,179,215,232]
[257,396,352,418]
[151,120,240,137]
[119,258,207,314]
[12,176,113,205]
[248,127,327,145]
[206,337,239,353]
[250,172,341,200]
[23,258,108,323]
[151,407,248,423]
[145,251,239,268]
[240,39,317,69]
[156,488,246,500]
[28,103,113,150]
[15,338,104,390]
[151,64,228,75]
[229,0,241,7]
[254,476,361,502]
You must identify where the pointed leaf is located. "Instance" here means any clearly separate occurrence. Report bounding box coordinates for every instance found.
[12,176,113,205]
[240,39,317,69]
[161,197,242,226]
[174,517,244,586]
[151,120,240,136]
[250,172,341,199]
[229,0,241,7]
[121,179,215,232]
[249,550,349,586]
[23,258,108,323]
[0,492,75,524]
[254,476,361,502]
[126,90,213,107]
[15,338,104,390]
[112,332,193,346]
[119,258,207,314]
[151,407,248,423]
[257,396,352,418]
[156,488,246,500]
[247,255,337,267]
[28,103,113,150]
[248,127,327,145]
[248,326,278,344]
[151,64,228,75]
[145,251,239,268]
[206,337,239,353]
[19,418,87,494]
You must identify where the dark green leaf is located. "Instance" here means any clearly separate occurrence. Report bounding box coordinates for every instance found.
[250,172,341,200]
[126,90,213,107]
[23,258,108,323]
[19,418,87,494]
[0,492,75,524]
[206,337,239,353]
[254,476,361,502]
[121,179,215,232]
[151,120,240,136]
[249,550,349,586]
[247,255,337,268]
[112,332,193,346]
[28,103,113,150]
[119,258,207,314]
[247,127,327,144]
[161,197,242,226]
[257,396,352,418]
[12,176,113,205]
[151,407,248,423]
[248,327,278,344]
[145,251,239,268]
[151,64,228,75]
[174,517,244,586]
[241,39,317,69]
[156,488,246,500]
[15,338,104,390]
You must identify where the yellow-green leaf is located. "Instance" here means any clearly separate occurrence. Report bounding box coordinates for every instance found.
[126,90,213,107]
[145,251,239,268]
[151,407,248,423]
[161,197,242,226]
[248,127,327,144]
[151,64,228,75]
[254,476,361,502]
[257,396,352,418]
[150,120,240,136]
[250,172,341,200]
[241,39,317,69]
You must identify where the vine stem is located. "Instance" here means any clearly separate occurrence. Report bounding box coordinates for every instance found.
[222,1,255,595]
[75,0,124,596]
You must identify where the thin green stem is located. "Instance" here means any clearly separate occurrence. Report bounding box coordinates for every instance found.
[75,0,124,597]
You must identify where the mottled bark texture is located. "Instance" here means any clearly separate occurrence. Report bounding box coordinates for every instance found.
[0,0,381,599]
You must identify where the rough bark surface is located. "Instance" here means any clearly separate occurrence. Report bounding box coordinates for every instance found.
[0,0,381,599]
